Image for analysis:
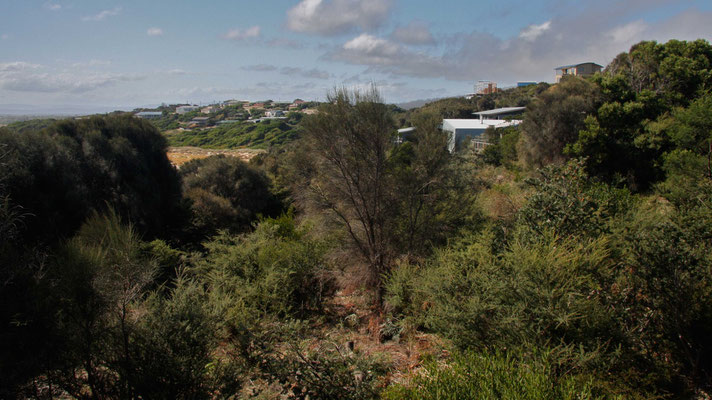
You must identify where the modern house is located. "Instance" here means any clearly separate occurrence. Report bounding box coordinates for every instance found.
[395,127,416,144]
[554,62,603,82]
[442,118,521,152]
[472,107,525,122]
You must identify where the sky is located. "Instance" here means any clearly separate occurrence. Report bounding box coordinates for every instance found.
[1,0,712,113]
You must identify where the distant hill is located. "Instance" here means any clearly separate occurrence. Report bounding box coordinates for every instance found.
[396,97,446,110]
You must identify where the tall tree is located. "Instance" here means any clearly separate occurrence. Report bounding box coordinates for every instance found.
[296,87,396,302]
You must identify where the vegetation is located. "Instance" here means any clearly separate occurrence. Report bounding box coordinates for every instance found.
[165,118,301,149]
[2,38,712,399]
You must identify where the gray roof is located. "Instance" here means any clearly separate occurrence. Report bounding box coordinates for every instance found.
[472,107,526,116]
[554,62,603,70]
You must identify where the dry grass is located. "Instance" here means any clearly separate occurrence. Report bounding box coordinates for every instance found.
[166,146,266,167]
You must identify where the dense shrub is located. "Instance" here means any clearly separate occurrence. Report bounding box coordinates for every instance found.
[201,214,334,321]
[383,348,617,400]
[0,115,183,243]
[180,155,283,237]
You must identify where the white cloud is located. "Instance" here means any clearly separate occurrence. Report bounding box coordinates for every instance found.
[0,62,143,93]
[43,2,61,11]
[71,59,112,68]
[391,21,436,46]
[82,7,121,22]
[0,62,41,72]
[242,64,279,72]
[518,21,551,42]
[286,0,393,36]
[223,26,261,41]
[280,67,331,80]
[1,34,8,40]
[166,69,187,75]
[147,27,164,36]
[327,5,712,84]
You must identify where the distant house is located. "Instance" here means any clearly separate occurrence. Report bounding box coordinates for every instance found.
[265,110,284,118]
[190,116,210,127]
[176,105,200,114]
[475,80,500,95]
[554,62,603,82]
[135,111,163,119]
[245,102,265,110]
[201,106,221,114]
[442,118,521,152]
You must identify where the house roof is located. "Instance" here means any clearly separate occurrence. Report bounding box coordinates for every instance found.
[554,62,603,70]
[442,119,520,130]
[472,107,526,117]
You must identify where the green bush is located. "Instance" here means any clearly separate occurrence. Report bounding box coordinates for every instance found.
[518,159,632,239]
[383,348,618,400]
[180,155,283,238]
[201,214,334,321]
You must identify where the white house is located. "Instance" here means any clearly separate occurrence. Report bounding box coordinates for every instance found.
[442,118,521,152]
[176,105,200,114]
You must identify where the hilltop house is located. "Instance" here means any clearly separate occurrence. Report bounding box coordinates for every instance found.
[443,117,521,152]
[555,62,603,82]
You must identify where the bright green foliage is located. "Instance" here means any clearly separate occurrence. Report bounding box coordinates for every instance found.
[404,234,617,355]
[383,348,617,400]
[180,155,283,237]
[165,119,300,149]
[201,215,333,321]
[4,118,58,134]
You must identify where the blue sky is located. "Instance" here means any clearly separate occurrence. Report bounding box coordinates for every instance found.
[1,0,712,113]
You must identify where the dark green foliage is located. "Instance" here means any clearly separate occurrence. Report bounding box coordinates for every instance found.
[520,76,600,168]
[518,159,632,238]
[11,212,243,399]
[257,335,388,400]
[166,119,300,149]
[295,88,478,304]
[127,277,243,399]
[383,348,614,400]
[613,204,712,392]
[481,126,520,167]
[569,39,712,189]
[0,115,183,243]
[180,155,283,237]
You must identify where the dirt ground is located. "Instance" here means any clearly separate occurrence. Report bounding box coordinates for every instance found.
[166,146,265,167]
